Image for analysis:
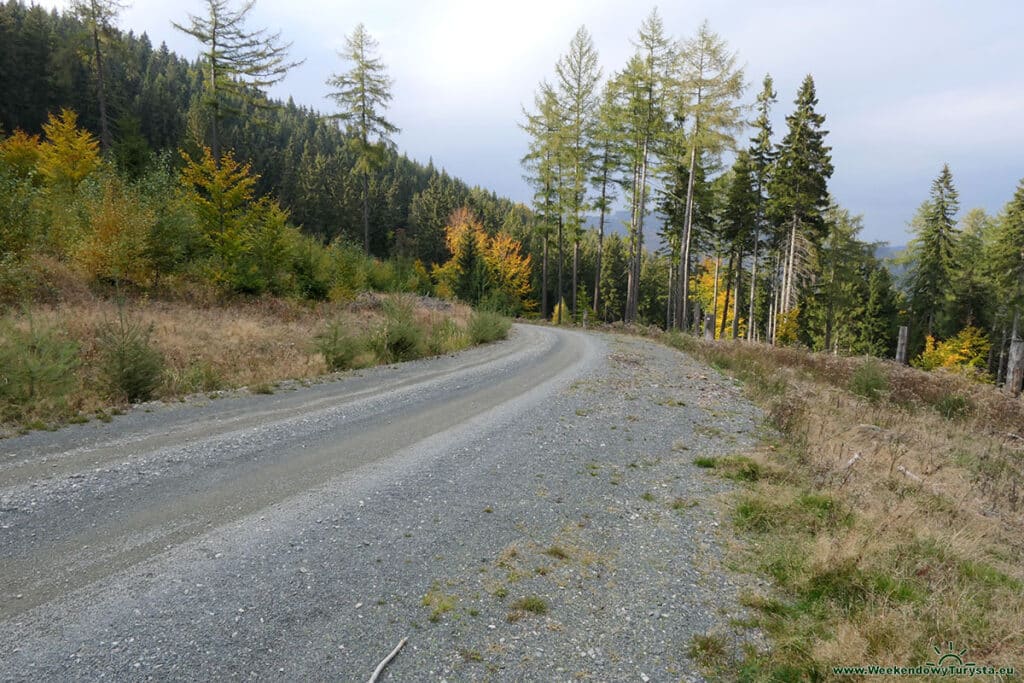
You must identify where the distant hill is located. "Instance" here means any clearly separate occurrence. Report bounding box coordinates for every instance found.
[875,244,908,281]
[584,210,667,251]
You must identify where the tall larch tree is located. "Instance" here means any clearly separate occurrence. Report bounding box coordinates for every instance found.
[767,74,833,343]
[590,80,622,317]
[620,8,673,323]
[327,23,399,255]
[905,163,959,339]
[71,0,127,153]
[673,20,746,331]
[521,81,563,319]
[554,25,601,318]
[174,0,301,163]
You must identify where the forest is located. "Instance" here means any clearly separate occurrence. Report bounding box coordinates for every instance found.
[1,1,1023,390]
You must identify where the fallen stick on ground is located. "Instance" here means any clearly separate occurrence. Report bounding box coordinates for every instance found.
[368,637,408,683]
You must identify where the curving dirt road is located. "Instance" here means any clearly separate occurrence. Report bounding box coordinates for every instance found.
[0,324,763,681]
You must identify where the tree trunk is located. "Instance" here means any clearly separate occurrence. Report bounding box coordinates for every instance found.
[665,259,674,329]
[541,236,549,319]
[91,19,111,153]
[731,247,742,340]
[362,173,370,254]
[710,253,721,340]
[1006,311,1024,397]
[572,240,579,318]
[593,165,608,316]
[677,145,698,330]
[557,216,564,323]
[747,228,759,341]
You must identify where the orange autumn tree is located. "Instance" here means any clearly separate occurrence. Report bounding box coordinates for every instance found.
[433,207,534,313]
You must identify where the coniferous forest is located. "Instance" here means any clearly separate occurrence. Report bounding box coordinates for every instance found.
[2,1,1024,392]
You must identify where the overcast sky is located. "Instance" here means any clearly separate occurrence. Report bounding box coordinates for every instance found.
[40,0,1024,244]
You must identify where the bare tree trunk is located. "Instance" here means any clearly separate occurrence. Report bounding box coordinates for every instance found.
[541,236,549,319]
[710,253,721,340]
[1006,311,1024,397]
[732,247,742,340]
[666,259,674,329]
[90,18,112,153]
[677,145,698,330]
[362,174,370,254]
[593,167,608,316]
[557,216,564,323]
[747,231,759,341]
[572,240,579,319]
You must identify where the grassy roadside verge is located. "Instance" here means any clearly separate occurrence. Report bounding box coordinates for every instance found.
[0,292,510,437]
[657,331,1024,680]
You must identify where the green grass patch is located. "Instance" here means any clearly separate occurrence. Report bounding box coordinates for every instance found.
[511,595,548,615]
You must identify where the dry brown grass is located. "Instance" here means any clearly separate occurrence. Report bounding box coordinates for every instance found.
[658,331,1024,680]
[1,290,473,435]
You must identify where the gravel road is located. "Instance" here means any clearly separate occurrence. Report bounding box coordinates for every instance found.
[0,324,763,681]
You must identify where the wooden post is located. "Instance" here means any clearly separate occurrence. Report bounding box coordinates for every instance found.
[896,326,909,365]
[703,315,715,341]
[1006,313,1024,397]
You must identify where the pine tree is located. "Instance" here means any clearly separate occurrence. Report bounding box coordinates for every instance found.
[554,25,601,318]
[174,0,301,163]
[327,23,399,255]
[767,75,833,342]
[905,163,959,338]
[674,20,746,331]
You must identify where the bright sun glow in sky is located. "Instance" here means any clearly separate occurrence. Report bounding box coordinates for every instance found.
[38,0,1024,244]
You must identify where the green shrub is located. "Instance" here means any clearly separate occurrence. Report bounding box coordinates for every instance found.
[468,310,511,344]
[934,393,972,420]
[0,317,79,422]
[428,318,469,355]
[315,321,367,371]
[98,308,165,402]
[849,358,888,403]
[372,298,427,362]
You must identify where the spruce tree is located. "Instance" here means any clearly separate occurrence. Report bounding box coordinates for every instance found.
[327,23,399,255]
[905,163,959,338]
[767,75,833,342]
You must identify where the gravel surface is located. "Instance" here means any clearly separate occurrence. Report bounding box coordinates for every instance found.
[0,325,764,681]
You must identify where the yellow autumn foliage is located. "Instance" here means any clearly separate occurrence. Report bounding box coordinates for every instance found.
[913,326,991,374]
